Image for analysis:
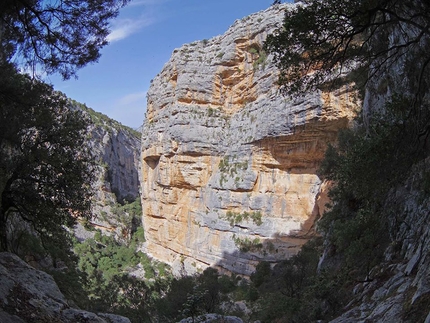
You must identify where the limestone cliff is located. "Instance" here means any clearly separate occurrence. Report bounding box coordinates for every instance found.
[74,104,142,241]
[141,4,359,276]
[83,107,141,203]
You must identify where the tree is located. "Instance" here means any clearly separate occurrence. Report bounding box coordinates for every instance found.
[0,63,95,253]
[0,0,129,255]
[197,267,220,313]
[0,0,129,79]
[265,0,430,98]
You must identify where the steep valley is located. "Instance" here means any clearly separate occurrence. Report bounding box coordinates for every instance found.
[1,1,430,322]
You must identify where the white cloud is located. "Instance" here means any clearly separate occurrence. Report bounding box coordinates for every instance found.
[107,0,173,42]
[107,15,153,42]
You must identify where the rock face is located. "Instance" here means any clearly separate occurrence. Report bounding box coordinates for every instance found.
[84,110,141,204]
[75,106,142,241]
[0,252,131,323]
[141,4,359,276]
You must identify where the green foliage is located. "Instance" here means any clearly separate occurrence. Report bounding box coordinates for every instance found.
[224,210,263,226]
[252,49,267,70]
[75,234,140,280]
[318,95,425,281]
[111,197,143,229]
[246,239,331,322]
[133,226,146,244]
[73,231,172,322]
[250,261,270,288]
[248,45,267,70]
[256,292,301,322]
[233,235,263,253]
[75,100,140,137]
[154,276,195,321]
[218,156,249,186]
[181,288,206,321]
[153,268,247,321]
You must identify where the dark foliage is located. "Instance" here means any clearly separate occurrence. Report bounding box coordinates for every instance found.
[0,0,129,79]
[0,63,95,254]
[265,0,430,98]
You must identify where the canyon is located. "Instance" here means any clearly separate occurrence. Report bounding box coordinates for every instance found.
[2,1,430,322]
[140,4,360,276]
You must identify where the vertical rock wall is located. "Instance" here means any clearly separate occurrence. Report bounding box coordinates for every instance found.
[74,105,142,241]
[141,4,359,276]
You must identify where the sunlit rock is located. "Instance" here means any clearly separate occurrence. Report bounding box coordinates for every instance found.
[141,4,359,276]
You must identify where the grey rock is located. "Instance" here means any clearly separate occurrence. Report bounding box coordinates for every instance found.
[62,309,108,322]
[179,313,243,323]
[73,105,142,242]
[0,252,130,323]
[98,313,132,323]
[0,310,26,323]
[141,3,358,276]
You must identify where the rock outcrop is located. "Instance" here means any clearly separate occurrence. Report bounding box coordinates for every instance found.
[0,252,131,323]
[141,4,359,276]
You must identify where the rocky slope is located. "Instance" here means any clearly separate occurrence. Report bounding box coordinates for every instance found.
[0,252,131,323]
[140,4,359,276]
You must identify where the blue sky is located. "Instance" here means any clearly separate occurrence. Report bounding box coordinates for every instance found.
[46,0,283,129]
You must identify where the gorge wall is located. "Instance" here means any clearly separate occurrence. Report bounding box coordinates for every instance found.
[141,4,359,276]
[73,104,142,241]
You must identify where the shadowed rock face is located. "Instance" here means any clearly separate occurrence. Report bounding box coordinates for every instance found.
[141,4,359,276]
[87,121,141,205]
[79,110,141,241]
[0,252,131,323]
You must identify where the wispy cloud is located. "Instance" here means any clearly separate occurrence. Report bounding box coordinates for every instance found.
[128,0,161,7]
[107,0,173,42]
[118,91,147,105]
[107,15,154,42]
[109,91,147,128]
